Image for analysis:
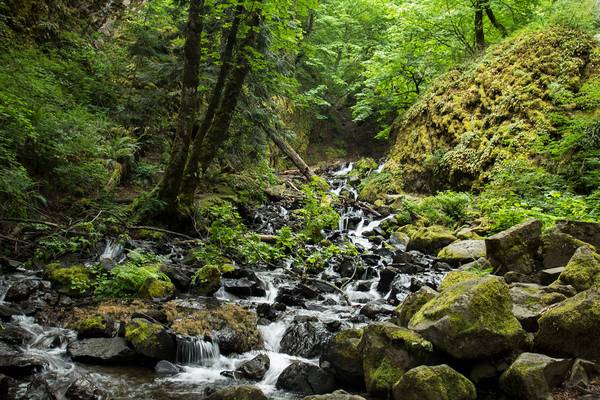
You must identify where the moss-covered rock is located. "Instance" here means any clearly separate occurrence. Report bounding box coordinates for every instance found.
[485,219,542,275]
[541,232,590,269]
[392,286,438,327]
[392,364,476,400]
[553,246,600,292]
[437,240,486,266]
[409,275,526,359]
[499,352,572,400]
[358,322,436,396]
[125,318,176,361]
[438,270,480,291]
[302,390,366,400]
[204,385,268,400]
[509,283,567,332]
[403,225,457,255]
[534,288,600,359]
[320,328,364,388]
[44,263,92,297]
[138,277,175,299]
[191,264,222,296]
[555,220,600,248]
[349,158,379,178]
[73,314,113,339]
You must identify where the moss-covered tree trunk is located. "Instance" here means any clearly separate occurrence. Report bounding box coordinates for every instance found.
[157,0,204,207]
[178,5,245,206]
[474,0,485,52]
[179,11,262,207]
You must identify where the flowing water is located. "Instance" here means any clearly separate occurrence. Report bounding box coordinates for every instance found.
[2,162,450,399]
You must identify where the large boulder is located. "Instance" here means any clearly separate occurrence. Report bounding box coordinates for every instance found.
[65,375,110,400]
[125,318,176,361]
[280,316,331,358]
[535,288,600,359]
[437,270,480,291]
[555,220,600,248]
[235,354,270,380]
[221,268,266,297]
[44,263,92,297]
[302,390,367,400]
[358,323,437,396]
[67,337,136,365]
[392,286,438,327]
[320,328,364,388]
[0,342,48,377]
[553,246,600,292]
[437,240,486,266]
[392,364,476,400]
[499,352,572,400]
[541,232,590,269]
[509,283,567,332]
[73,314,115,339]
[409,275,527,359]
[190,264,222,296]
[485,219,542,275]
[276,361,336,395]
[405,225,457,255]
[204,385,268,400]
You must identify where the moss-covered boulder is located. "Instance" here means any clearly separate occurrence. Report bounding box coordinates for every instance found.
[485,219,542,275]
[44,263,92,297]
[509,283,567,332]
[534,288,600,359]
[409,276,527,359]
[392,286,438,327]
[437,270,480,291]
[190,264,222,296]
[555,220,600,248]
[302,390,366,400]
[320,328,364,388]
[358,322,436,396]
[73,314,114,339]
[499,352,572,400]
[392,365,476,400]
[437,240,486,266]
[553,246,600,292]
[541,232,591,269]
[403,225,457,255]
[125,318,176,362]
[170,303,262,354]
[204,385,268,400]
[138,277,175,299]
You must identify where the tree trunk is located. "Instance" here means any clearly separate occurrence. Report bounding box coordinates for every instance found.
[266,129,315,181]
[157,0,204,207]
[179,5,245,205]
[484,4,507,37]
[180,11,262,204]
[474,0,485,52]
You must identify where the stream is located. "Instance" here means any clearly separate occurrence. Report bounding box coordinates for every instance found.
[0,162,452,399]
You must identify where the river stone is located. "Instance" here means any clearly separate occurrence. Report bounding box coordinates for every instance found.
[155,360,180,375]
[125,318,176,362]
[222,268,266,297]
[276,361,336,395]
[65,375,109,400]
[205,385,268,400]
[541,232,590,269]
[405,225,457,255]
[499,352,572,400]
[437,240,486,266]
[302,390,367,400]
[358,322,436,396]
[68,337,136,364]
[0,303,23,321]
[409,275,527,359]
[509,283,567,332]
[0,344,48,377]
[160,263,195,291]
[392,286,438,327]
[25,374,55,400]
[74,314,115,339]
[359,302,394,320]
[553,246,600,292]
[190,264,222,296]
[392,364,477,400]
[555,220,600,248]
[236,353,270,380]
[376,267,397,293]
[0,322,35,345]
[535,288,600,359]
[4,279,45,302]
[486,219,542,275]
[280,317,331,358]
[320,328,364,388]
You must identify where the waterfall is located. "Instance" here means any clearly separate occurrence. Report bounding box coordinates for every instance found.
[176,337,220,366]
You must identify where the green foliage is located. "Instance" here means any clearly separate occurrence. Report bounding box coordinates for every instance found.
[297,177,340,241]
[407,191,473,228]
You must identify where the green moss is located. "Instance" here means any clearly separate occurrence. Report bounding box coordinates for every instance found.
[393,365,477,400]
[438,271,480,291]
[79,315,106,331]
[191,264,222,296]
[138,277,175,299]
[349,157,379,178]
[555,246,600,292]
[125,318,162,348]
[367,356,404,395]
[44,262,92,296]
[358,170,404,203]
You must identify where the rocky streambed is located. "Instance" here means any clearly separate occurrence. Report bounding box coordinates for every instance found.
[1,162,600,400]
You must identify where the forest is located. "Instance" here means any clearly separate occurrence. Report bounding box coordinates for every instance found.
[0,0,599,399]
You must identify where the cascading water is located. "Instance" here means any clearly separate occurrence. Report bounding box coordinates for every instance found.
[176,337,221,366]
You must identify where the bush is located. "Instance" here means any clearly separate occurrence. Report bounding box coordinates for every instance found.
[409,191,473,228]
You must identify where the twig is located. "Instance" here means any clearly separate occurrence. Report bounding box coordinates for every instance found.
[0,218,60,228]
[128,225,195,240]
[0,233,27,244]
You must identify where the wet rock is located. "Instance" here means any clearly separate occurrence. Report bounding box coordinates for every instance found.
[235,353,270,380]
[389,231,410,251]
[0,303,22,321]
[275,285,316,307]
[499,352,572,400]
[376,267,396,293]
[409,276,527,359]
[392,286,438,327]
[190,264,222,296]
[405,225,457,255]
[392,364,477,400]
[138,277,175,299]
[125,318,176,361]
[0,322,35,345]
[359,302,394,320]
[320,328,364,388]
[302,390,367,400]
[205,385,268,400]
[485,219,542,275]
[44,263,92,297]
[222,268,266,297]
[276,361,336,395]
[280,316,331,358]
[155,360,181,375]
[74,314,115,339]
[160,263,195,291]
[68,337,136,364]
[535,288,600,359]
[0,373,15,398]
[65,375,110,400]
[541,232,590,269]
[437,240,486,266]
[509,283,567,332]
[359,322,437,396]
[25,374,55,400]
[4,279,46,302]
[555,220,600,248]
[256,303,283,321]
[553,246,600,292]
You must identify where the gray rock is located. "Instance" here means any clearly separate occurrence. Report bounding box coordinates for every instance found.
[500,352,572,400]
[68,337,136,364]
[155,360,180,375]
[320,328,363,389]
[486,219,542,275]
[541,232,589,269]
[276,361,336,395]
[302,390,367,400]
[392,286,438,327]
[437,240,486,266]
[539,267,565,285]
[280,317,331,358]
[25,374,55,400]
[236,354,270,380]
[555,220,600,248]
[65,376,110,400]
[509,283,566,332]
[205,385,268,400]
[359,302,394,320]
